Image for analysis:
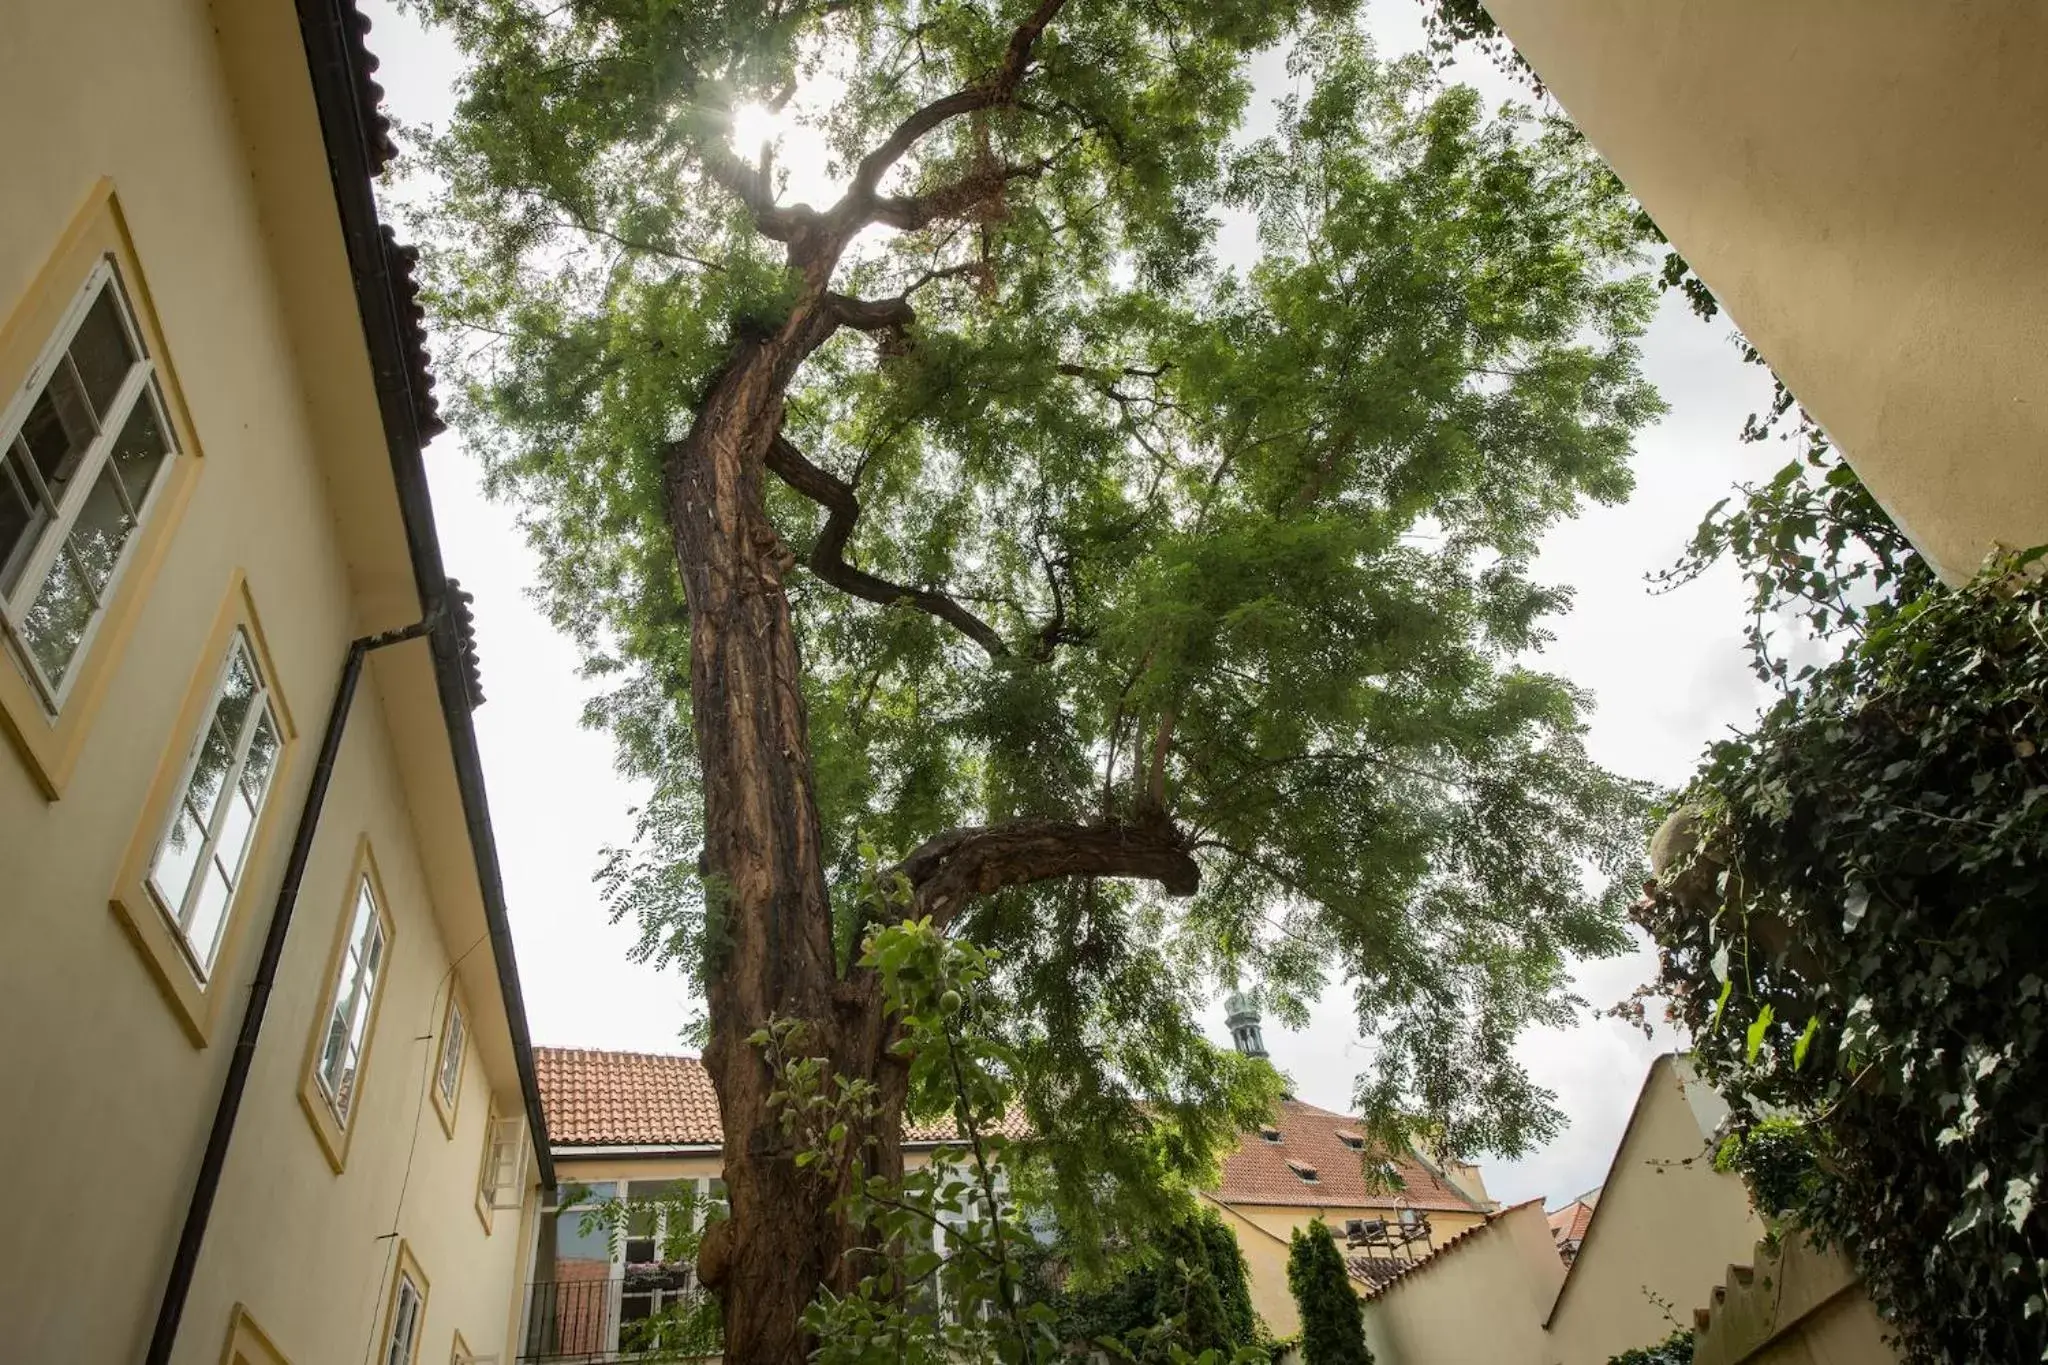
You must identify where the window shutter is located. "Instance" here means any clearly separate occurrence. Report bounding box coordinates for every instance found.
[482,1115,528,1210]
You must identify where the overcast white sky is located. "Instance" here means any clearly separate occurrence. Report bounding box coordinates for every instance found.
[365,0,1780,1211]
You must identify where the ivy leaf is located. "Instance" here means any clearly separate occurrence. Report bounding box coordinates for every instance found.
[1710,979,1734,1034]
[2007,1177,2037,1232]
[1793,1014,1821,1070]
[1843,884,1870,932]
[1746,1003,1775,1065]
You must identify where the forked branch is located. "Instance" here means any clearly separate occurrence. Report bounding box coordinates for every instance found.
[841,0,1072,211]
[765,434,1010,658]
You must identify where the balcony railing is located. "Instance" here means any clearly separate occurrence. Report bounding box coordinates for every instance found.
[517,1274,719,1363]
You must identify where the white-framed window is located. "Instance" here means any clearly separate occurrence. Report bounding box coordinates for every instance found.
[478,1114,528,1215]
[316,875,387,1123]
[0,259,178,708]
[386,1265,425,1365]
[524,1178,727,1358]
[144,629,282,978]
[436,997,466,1111]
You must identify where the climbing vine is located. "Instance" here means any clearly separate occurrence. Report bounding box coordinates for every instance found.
[1640,550,2048,1364]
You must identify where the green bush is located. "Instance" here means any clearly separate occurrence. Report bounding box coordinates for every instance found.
[1043,1209,1265,1360]
[1286,1221,1373,1365]
[1711,1116,1820,1221]
[1607,1329,1693,1365]
[1642,552,2048,1363]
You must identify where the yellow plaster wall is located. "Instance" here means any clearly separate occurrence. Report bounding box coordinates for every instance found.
[1482,1,2048,585]
[0,1,536,1362]
[1360,1203,1565,1365]
[1543,1058,1763,1365]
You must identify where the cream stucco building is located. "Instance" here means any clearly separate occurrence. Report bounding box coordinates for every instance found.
[522,1032,1501,1354]
[1476,1,2048,585]
[0,2,555,1363]
[1347,1054,1895,1365]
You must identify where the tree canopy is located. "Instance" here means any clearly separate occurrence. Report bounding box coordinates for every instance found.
[405,0,1659,1288]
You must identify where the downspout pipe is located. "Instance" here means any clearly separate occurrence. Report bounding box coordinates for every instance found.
[143,607,443,1365]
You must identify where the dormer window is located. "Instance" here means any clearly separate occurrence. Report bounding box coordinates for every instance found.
[1335,1129,1365,1151]
[1260,1125,1282,1143]
[1287,1159,1319,1183]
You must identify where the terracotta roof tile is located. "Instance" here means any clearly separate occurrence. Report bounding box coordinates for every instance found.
[1213,1099,1482,1212]
[1548,1199,1596,1247]
[535,1046,1027,1148]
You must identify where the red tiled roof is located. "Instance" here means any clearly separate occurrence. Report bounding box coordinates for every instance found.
[534,1047,1027,1148]
[1212,1099,1483,1212]
[1548,1198,1596,1247]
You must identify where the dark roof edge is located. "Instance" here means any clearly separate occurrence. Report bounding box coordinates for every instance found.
[293,0,554,1191]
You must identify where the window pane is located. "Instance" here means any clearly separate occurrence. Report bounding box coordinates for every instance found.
[185,719,237,832]
[550,1208,614,1267]
[185,862,233,974]
[387,1278,421,1365]
[319,1005,352,1102]
[109,391,171,507]
[240,708,279,804]
[0,453,48,595]
[66,466,137,597]
[213,785,259,888]
[68,287,137,419]
[21,549,94,685]
[628,1179,687,1205]
[150,805,208,917]
[554,1181,617,1208]
[213,645,258,749]
[437,1006,464,1103]
[18,364,94,497]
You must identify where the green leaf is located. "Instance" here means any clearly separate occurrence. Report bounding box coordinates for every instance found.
[1843,884,1871,932]
[1746,1003,1775,1066]
[1793,1014,1820,1070]
[1709,979,1734,1034]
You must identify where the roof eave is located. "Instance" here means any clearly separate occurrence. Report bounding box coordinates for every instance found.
[291,0,554,1192]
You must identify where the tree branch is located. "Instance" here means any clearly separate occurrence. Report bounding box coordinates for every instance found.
[868,151,1068,232]
[900,813,1200,928]
[844,0,1071,206]
[765,433,1010,659]
[700,141,812,242]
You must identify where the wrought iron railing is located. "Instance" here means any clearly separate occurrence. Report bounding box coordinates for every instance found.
[516,1274,718,1362]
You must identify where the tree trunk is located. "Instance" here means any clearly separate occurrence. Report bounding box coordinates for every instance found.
[666,332,901,1365]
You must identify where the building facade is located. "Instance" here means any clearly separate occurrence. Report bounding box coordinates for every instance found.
[0,2,552,1362]
[1479,2,2048,586]
[523,1044,1498,1354]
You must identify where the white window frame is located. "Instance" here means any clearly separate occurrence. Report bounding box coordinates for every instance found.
[0,258,179,710]
[143,629,281,979]
[386,1266,425,1365]
[436,996,467,1112]
[479,1114,528,1213]
[526,1177,726,1357]
[316,874,388,1124]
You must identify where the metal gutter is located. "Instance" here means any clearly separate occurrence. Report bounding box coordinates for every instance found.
[146,615,440,1365]
[292,0,555,1192]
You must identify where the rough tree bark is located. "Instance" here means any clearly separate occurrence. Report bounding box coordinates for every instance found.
[660,7,1205,1361]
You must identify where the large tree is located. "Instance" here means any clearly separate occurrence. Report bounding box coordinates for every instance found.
[402,3,1660,1360]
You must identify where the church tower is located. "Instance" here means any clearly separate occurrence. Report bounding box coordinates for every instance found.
[1223,990,1268,1060]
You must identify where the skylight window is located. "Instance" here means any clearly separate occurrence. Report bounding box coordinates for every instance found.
[1260,1125,1282,1143]
[1335,1129,1365,1151]
[1287,1159,1319,1183]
